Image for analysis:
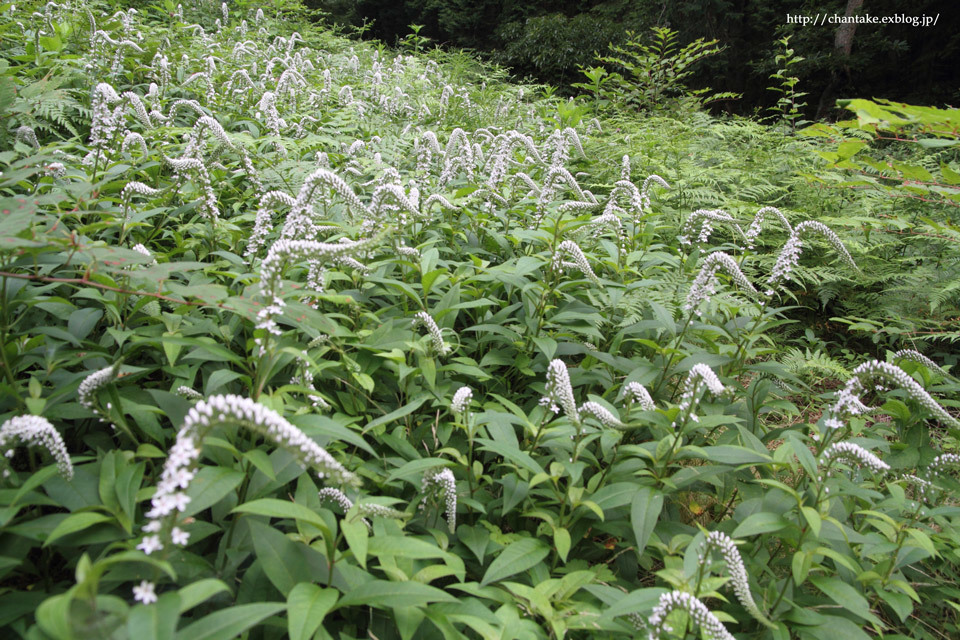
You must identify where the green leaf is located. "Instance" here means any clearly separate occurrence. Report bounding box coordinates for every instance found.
[801,506,822,538]
[336,580,457,609]
[480,538,550,587]
[177,579,231,614]
[809,576,883,625]
[35,589,76,640]
[340,516,368,569]
[182,467,244,517]
[367,535,448,560]
[699,445,772,465]
[43,512,113,547]
[732,512,790,538]
[126,592,180,640]
[287,584,338,640]
[630,487,663,555]
[553,527,571,563]
[176,602,285,640]
[247,519,323,597]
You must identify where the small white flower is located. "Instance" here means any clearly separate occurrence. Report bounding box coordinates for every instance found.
[137,535,163,555]
[541,360,579,425]
[171,527,190,546]
[132,580,157,605]
[421,468,457,533]
[412,311,449,355]
[451,387,473,419]
[0,415,72,480]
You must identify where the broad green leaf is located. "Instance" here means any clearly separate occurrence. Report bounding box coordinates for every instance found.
[247,519,322,596]
[177,579,231,614]
[809,576,883,625]
[176,602,285,640]
[287,583,338,640]
[43,512,114,547]
[732,512,790,538]
[126,592,180,640]
[553,527,571,563]
[182,467,244,517]
[340,516,368,569]
[480,538,549,587]
[630,487,663,555]
[336,579,458,609]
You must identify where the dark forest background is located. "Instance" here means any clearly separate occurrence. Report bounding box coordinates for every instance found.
[309,0,959,119]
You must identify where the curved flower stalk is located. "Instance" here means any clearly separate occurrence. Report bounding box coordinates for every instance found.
[684,252,758,316]
[184,116,236,159]
[609,180,645,218]
[893,350,953,379]
[451,386,473,421]
[679,209,739,247]
[552,240,600,283]
[640,591,735,640]
[699,532,776,628]
[78,365,121,410]
[368,183,420,225]
[0,416,72,480]
[579,401,624,428]
[164,156,218,220]
[122,92,153,129]
[412,311,450,356]
[828,360,959,429]
[255,91,286,156]
[15,126,39,149]
[257,236,378,339]
[121,131,147,155]
[415,131,442,176]
[818,441,890,477]
[420,467,457,533]
[540,359,580,426]
[484,130,542,188]
[744,206,792,250]
[674,364,727,428]
[246,191,296,259]
[542,127,585,166]
[767,220,857,292]
[618,382,656,411]
[89,82,122,149]
[139,394,359,555]
[280,169,367,239]
[182,71,216,105]
[439,128,474,186]
[175,386,203,401]
[640,174,670,212]
[290,351,332,410]
[921,453,960,499]
[167,99,206,122]
[579,210,626,257]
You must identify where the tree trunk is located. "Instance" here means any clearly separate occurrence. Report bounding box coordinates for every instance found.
[817,0,864,119]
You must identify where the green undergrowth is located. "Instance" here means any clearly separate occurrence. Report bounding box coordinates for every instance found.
[0,1,959,639]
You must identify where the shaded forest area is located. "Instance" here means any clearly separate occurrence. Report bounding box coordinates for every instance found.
[314,0,960,119]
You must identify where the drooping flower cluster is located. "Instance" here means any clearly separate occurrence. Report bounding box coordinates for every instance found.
[0,416,73,480]
[618,382,656,411]
[700,531,775,628]
[421,467,457,532]
[640,174,670,213]
[78,365,120,409]
[175,386,203,401]
[643,591,735,640]
[684,252,757,315]
[412,311,449,355]
[140,395,358,554]
[552,240,600,283]
[744,206,792,250]
[579,401,624,428]
[256,237,376,339]
[540,359,580,425]
[893,349,953,379]
[679,209,738,247]
[818,441,891,477]
[827,360,959,429]
[673,364,727,428]
[767,220,857,294]
[451,386,473,420]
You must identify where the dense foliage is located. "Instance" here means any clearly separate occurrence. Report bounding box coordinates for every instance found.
[323,0,960,118]
[1,1,960,639]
